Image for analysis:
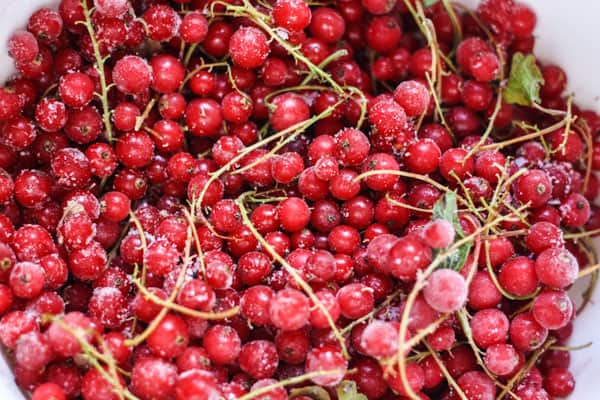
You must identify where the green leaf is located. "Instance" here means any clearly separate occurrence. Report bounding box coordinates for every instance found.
[423,0,440,6]
[432,192,461,234]
[337,381,368,400]
[439,240,472,271]
[432,192,471,271]
[290,386,331,400]
[503,52,545,106]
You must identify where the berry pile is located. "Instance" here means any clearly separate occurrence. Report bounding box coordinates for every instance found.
[0,0,598,399]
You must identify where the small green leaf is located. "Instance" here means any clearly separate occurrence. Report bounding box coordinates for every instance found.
[432,192,471,271]
[290,386,331,400]
[423,0,440,6]
[439,240,472,271]
[503,52,545,106]
[337,380,368,400]
[432,192,461,234]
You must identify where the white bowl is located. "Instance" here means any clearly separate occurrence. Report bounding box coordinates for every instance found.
[0,0,599,398]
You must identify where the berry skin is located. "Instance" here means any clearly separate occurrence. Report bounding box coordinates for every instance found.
[525,222,563,254]
[101,191,130,222]
[469,51,500,82]
[531,289,573,330]
[94,0,129,18]
[203,325,241,365]
[510,312,548,352]
[81,368,126,400]
[273,0,312,32]
[278,197,311,232]
[543,368,575,397]
[175,370,219,400]
[366,16,402,53]
[368,98,408,147]
[229,27,270,69]
[35,98,67,132]
[387,235,432,281]
[404,139,442,174]
[305,345,347,386]
[8,30,39,63]
[440,148,474,182]
[275,329,310,364]
[421,219,455,249]
[337,283,374,319]
[497,256,538,298]
[150,54,185,94]
[59,72,94,108]
[47,312,96,357]
[470,308,509,349]
[511,3,537,39]
[560,193,591,228]
[515,169,553,208]
[142,4,180,42]
[112,56,152,94]
[360,320,398,358]
[394,80,430,116]
[309,289,341,328]
[457,371,496,400]
[362,153,399,191]
[484,343,519,377]
[185,99,223,137]
[239,340,279,379]
[180,12,209,43]
[423,268,467,313]
[147,315,189,358]
[32,382,66,400]
[270,93,310,132]
[9,261,44,299]
[131,357,177,400]
[269,288,310,331]
[385,362,425,396]
[309,8,346,43]
[535,247,578,289]
[240,285,274,326]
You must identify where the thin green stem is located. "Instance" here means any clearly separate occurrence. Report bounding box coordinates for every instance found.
[237,192,350,359]
[80,1,114,143]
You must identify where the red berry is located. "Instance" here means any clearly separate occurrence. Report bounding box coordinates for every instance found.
[273,0,312,32]
[229,27,270,69]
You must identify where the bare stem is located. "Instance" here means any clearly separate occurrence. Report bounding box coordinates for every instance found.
[80,1,114,143]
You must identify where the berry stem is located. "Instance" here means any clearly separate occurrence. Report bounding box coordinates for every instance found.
[79,1,114,143]
[125,222,195,347]
[441,0,463,49]
[236,191,350,359]
[238,370,346,400]
[339,289,403,335]
[211,0,352,97]
[423,340,469,400]
[131,277,239,319]
[578,262,600,278]
[354,169,472,208]
[134,97,157,131]
[128,211,149,286]
[54,318,136,400]
[192,101,340,218]
[550,342,593,352]
[456,309,517,398]
[394,207,530,400]
[299,49,349,86]
[480,111,572,152]
[484,241,541,301]
[576,237,598,314]
[496,338,557,400]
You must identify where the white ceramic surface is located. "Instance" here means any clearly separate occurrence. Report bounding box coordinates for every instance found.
[0,0,600,398]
